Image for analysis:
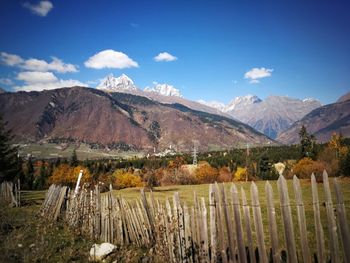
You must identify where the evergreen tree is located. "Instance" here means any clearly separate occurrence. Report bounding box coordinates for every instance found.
[70,149,78,167]
[299,125,316,159]
[0,114,19,182]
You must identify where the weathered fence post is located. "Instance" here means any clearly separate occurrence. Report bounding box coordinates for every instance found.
[311,173,325,263]
[265,181,280,263]
[277,176,297,263]
[292,175,311,263]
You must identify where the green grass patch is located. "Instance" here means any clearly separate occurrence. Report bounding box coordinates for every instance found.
[114,178,350,259]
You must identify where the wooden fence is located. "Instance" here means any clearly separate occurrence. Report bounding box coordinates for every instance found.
[0,180,21,207]
[40,171,350,262]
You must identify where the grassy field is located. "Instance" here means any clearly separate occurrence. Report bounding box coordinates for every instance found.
[1,178,350,262]
[114,177,350,258]
[18,142,145,160]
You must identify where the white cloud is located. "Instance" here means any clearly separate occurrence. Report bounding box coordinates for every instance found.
[0,52,24,66]
[17,71,57,84]
[23,1,53,17]
[84,49,139,69]
[244,67,273,83]
[14,71,85,92]
[0,52,78,73]
[154,52,177,62]
[0,78,14,85]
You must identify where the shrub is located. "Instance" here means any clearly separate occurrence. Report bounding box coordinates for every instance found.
[49,164,91,187]
[217,167,232,182]
[293,157,326,180]
[113,169,143,189]
[195,162,219,183]
[160,168,197,186]
[233,167,247,181]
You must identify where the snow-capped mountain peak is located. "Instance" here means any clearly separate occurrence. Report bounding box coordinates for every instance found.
[197,100,226,112]
[144,83,182,97]
[97,73,137,92]
[224,95,262,112]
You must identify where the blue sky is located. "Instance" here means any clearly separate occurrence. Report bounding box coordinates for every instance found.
[0,0,349,104]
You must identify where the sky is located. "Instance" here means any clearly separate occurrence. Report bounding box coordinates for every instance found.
[0,0,350,105]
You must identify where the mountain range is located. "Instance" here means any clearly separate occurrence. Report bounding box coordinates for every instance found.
[0,86,273,152]
[198,95,321,139]
[1,74,349,150]
[278,92,350,143]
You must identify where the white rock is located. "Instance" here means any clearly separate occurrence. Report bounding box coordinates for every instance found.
[89,243,117,261]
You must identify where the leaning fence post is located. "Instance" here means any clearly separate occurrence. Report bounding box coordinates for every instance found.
[74,170,83,197]
[334,178,350,263]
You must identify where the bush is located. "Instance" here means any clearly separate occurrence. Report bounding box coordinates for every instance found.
[233,167,247,181]
[293,157,326,180]
[195,162,219,184]
[217,167,232,182]
[49,164,91,187]
[160,168,197,186]
[113,169,143,189]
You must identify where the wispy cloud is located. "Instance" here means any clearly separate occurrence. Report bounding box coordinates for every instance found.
[0,52,78,73]
[23,1,53,17]
[154,52,177,62]
[244,67,273,83]
[14,71,85,92]
[0,78,14,85]
[84,49,139,69]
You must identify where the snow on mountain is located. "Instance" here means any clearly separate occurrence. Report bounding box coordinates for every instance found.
[197,100,226,112]
[224,95,262,112]
[144,83,182,97]
[96,73,137,92]
[198,95,262,112]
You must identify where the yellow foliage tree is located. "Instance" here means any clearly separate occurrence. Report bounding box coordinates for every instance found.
[234,167,247,181]
[195,162,219,183]
[49,164,91,187]
[113,169,143,189]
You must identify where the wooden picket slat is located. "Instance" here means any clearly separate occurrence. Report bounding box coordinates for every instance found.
[251,182,268,263]
[209,184,217,263]
[311,173,325,263]
[334,178,350,263]
[322,170,340,263]
[277,176,297,263]
[241,187,256,263]
[231,184,247,263]
[265,181,280,263]
[292,175,311,263]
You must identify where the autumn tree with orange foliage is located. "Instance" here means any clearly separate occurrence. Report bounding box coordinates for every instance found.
[112,169,143,189]
[195,161,219,183]
[49,164,91,187]
[293,157,326,180]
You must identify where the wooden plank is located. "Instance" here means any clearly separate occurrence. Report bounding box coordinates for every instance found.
[241,187,256,263]
[184,203,193,262]
[292,176,311,263]
[311,173,325,263]
[53,186,67,221]
[265,181,280,263]
[201,197,209,262]
[322,170,340,263]
[251,182,268,263]
[277,176,297,263]
[219,183,236,263]
[334,178,350,263]
[209,184,217,263]
[231,184,247,263]
[215,183,228,263]
[166,198,176,262]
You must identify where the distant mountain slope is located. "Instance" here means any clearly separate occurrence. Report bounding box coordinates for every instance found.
[337,91,350,103]
[277,98,350,144]
[199,95,321,139]
[0,87,274,152]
